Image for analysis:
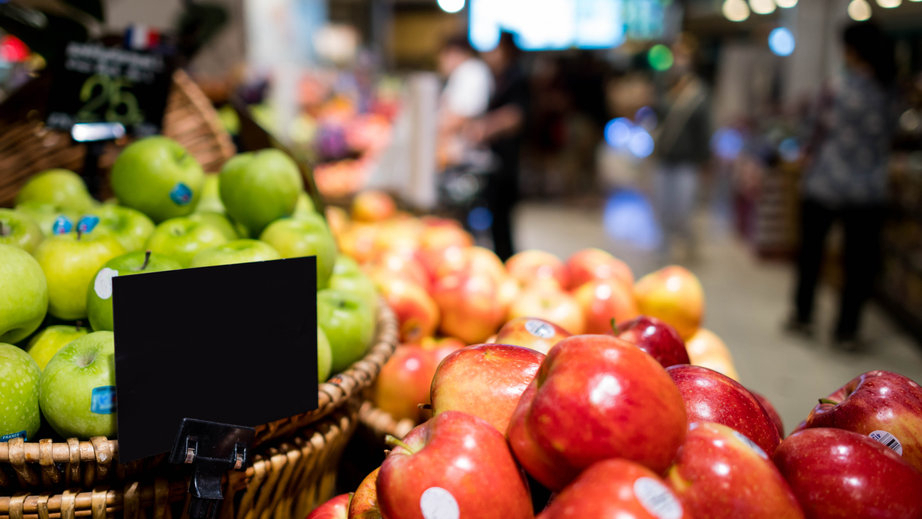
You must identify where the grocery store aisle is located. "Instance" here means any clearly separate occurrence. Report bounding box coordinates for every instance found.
[515,198,922,433]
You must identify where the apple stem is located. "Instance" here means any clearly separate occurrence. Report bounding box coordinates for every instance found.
[818,398,837,405]
[418,403,432,410]
[76,228,83,240]
[609,318,619,335]
[141,250,151,271]
[384,435,416,454]
[0,221,6,237]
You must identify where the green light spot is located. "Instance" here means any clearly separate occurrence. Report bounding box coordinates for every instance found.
[648,44,674,71]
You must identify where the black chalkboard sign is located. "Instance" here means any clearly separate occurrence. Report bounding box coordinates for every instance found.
[46,42,174,137]
[112,257,319,463]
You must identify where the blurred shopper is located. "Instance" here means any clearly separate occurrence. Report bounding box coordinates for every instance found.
[652,34,711,263]
[437,35,493,167]
[788,22,896,349]
[468,32,529,261]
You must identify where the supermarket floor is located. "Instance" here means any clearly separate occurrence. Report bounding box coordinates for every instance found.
[513,196,922,434]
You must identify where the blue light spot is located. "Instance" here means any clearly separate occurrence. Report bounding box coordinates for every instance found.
[628,127,654,158]
[468,206,492,232]
[604,117,633,150]
[635,106,658,130]
[779,137,800,162]
[769,27,795,57]
[603,189,661,250]
[711,127,744,160]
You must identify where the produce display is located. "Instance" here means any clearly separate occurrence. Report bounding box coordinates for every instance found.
[0,137,377,442]
[302,191,922,518]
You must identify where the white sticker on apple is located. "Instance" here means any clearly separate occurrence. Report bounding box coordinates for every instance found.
[730,429,768,460]
[869,430,904,456]
[94,268,119,300]
[634,477,683,519]
[420,487,459,519]
[525,319,554,339]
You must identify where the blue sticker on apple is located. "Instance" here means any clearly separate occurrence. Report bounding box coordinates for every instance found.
[90,386,117,414]
[77,215,100,234]
[1,430,26,442]
[170,182,193,206]
[52,216,73,235]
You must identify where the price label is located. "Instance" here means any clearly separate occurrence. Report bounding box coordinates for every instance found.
[47,42,174,136]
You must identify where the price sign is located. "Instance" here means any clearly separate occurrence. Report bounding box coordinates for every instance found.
[46,42,174,137]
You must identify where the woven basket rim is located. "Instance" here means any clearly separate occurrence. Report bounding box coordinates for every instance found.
[0,299,397,467]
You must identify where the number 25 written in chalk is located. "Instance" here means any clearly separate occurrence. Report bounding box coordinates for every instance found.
[76,75,144,126]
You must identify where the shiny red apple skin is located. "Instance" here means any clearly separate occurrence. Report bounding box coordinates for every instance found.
[430,343,544,433]
[565,248,634,289]
[572,278,638,334]
[374,345,438,422]
[508,285,585,335]
[538,458,689,519]
[374,276,439,343]
[432,270,508,344]
[506,250,569,290]
[751,389,785,438]
[508,334,687,490]
[666,422,804,519]
[307,493,350,519]
[376,411,533,519]
[495,317,571,355]
[802,370,922,474]
[774,428,922,519]
[349,467,382,519]
[667,364,782,456]
[614,315,690,368]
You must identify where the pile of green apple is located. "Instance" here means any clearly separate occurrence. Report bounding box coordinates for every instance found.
[0,136,379,442]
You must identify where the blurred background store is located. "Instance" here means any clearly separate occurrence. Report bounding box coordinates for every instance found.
[2,0,922,431]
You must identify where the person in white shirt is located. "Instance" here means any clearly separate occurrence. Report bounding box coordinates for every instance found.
[437,35,493,167]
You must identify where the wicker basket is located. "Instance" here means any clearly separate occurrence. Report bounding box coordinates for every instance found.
[356,403,416,443]
[0,302,397,518]
[0,68,235,207]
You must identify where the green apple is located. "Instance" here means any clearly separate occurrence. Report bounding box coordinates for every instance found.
[189,239,281,268]
[110,137,205,223]
[317,288,374,374]
[0,208,42,253]
[195,174,225,214]
[83,204,155,252]
[15,202,81,237]
[219,149,302,236]
[293,192,316,218]
[15,169,96,212]
[328,255,378,312]
[26,324,89,370]
[259,213,337,289]
[39,331,116,439]
[317,326,332,383]
[0,244,49,343]
[86,251,183,332]
[0,343,41,441]
[145,216,229,267]
[33,231,125,320]
[188,212,239,241]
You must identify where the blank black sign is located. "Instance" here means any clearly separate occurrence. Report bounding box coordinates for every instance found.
[112,257,318,463]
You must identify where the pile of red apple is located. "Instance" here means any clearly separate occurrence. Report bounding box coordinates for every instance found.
[310,334,922,518]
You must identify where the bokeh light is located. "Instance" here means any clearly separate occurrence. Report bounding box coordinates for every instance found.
[711,128,744,160]
[628,127,655,158]
[876,0,901,7]
[768,27,796,56]
[437,0,465,14]
[749,0,776,15]
[778,138,801,162]
[648,44,674,71]
[722,0,751,22]
[775,0,798,7]
[603,190,661,250]
[605,118,633,150]
[848,0,872,20]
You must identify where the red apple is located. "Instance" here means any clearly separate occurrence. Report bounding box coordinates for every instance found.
[430,343,544,434]
[307,493,350,519]
[614,315,689,368]
[432,270,508,344]
[508,285,585,335]
[508,335,687,490]
[750,389,785,438]
[366,250,430,291]
[666,422,804,519]
[374,345,439,422]
[774,428,922,519]
[801,370,922,474]
[376,411,533,519]
[352,190,397,222]
[684,328,740,381]
[565,248,634,289]
[419,336,466,365]
[506,250,569,290]
[634,265,705,340]
[349,467,382,519]
[667,364,782,456]
[573,278,639,334]
[539,458,689,519]
[495,317,571,355]
[373,276,439,343]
